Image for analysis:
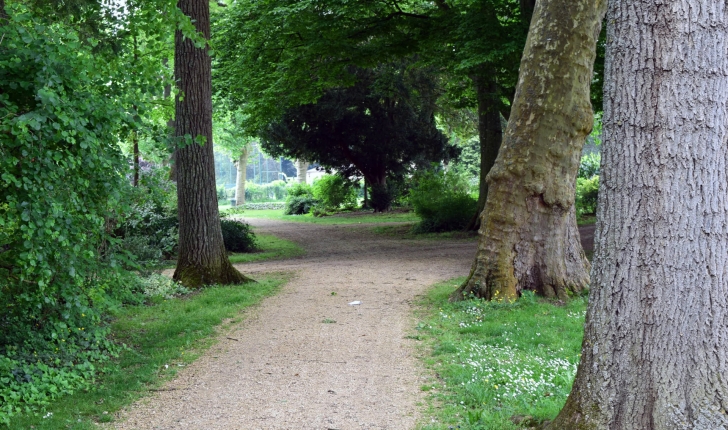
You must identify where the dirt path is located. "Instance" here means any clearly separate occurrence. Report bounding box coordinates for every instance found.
[108,218,477,430]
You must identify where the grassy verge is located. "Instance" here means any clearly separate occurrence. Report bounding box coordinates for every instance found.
[233,208,419,224]
[6,276,287,430]
[228,233,304,264]
[414,278,586,429]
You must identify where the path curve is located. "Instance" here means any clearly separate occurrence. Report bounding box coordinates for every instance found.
[108,218,477,430]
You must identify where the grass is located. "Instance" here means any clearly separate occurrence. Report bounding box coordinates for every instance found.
[6,276,287,430]
[414,278,587,430]
[159,231,304,269]
[228,232,304,264]
[371,224,477,240]
[577,214,596,226]
[233,208,420,224]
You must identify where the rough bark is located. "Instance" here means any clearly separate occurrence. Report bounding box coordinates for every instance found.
[172,0,251,288]
[548,1,728,428]
[466,71,502,231]
[452,0,601,301]
[294,159,309,184]
[234,146,249,206]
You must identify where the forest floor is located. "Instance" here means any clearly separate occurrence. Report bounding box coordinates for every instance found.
[106,217,596,430]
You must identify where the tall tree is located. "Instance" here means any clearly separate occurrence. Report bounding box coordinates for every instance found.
[452,0,604,301]
[259,64,455,211]
[173,0,250,287]
[213,109,253,207]
[548,1,728,427]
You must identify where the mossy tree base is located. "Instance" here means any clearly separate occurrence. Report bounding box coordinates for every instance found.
[174,258,254,289]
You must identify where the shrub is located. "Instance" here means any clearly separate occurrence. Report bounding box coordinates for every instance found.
[0,9,134,423]
[217,185,227,202]
[312,175,358,210]
[578,152,601,179]
[220,219,258,253]
[410,169,477,232]
[576,176,599,216]
[287,182,314,198]
[285,195,318,215]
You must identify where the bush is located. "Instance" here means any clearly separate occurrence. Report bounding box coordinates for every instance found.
[0,9,133,423]
[410,169,477,232]
[287,182,314,198]
[285,195,318,215]
[220,219,258,253]
[244,180,289,202]
[578,152,601,179]
[312,175,358,210]
[576,176,599,216]
[114,167,179,269]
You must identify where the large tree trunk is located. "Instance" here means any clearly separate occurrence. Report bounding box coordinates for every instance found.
[234,146,249,206]
[466,70,502,231]
[452,0,602,301]
[548,1,728,428]
[172,0,251,288]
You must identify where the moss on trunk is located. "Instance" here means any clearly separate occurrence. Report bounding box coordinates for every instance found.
[452,0,603,302]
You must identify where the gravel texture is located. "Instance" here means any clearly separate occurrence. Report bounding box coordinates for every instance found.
[107,218,477,430]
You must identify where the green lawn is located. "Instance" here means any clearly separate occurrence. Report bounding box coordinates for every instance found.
[6,276,287,430]
[415,279,586,430]
[231,208,420,224]
[228,232,304,264]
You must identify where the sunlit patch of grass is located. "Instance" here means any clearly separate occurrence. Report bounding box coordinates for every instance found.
[6,276,287,429]
[415,278,586,430]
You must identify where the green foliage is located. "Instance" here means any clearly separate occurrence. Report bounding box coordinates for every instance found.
[284,196,318,215]
[417,279,586,429]
[578,152,601,179]
[113,167,179,270]
[245,181,289,202]
[259,64,457,195]
[287,183,314,198]
[0,8,138,423]
[312,175,358,211]
[410,169,477,232]
[219,220,257,253]
[575,176,600,217]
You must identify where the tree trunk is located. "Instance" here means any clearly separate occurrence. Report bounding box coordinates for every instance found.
[294,159,309,184]
[548,1,728,428]
[452,0,602,301]
[0,0,7,21]
[234,146,249,206]
[466,70,502,231]
[172,0,251,288]
[132,131,140,187]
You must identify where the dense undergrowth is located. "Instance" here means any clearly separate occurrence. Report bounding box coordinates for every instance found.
[416,279,586,429]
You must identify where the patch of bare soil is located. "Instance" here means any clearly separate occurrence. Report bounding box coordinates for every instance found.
[107,218,477,430]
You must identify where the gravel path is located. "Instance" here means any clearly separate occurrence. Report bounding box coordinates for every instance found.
[107,218,477,430]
